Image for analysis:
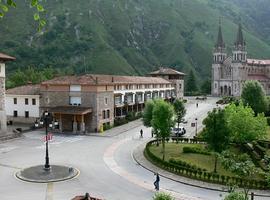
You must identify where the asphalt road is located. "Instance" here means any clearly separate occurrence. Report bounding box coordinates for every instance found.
[0,97,268,200]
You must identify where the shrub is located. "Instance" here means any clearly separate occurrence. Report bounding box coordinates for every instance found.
[114,118,128,127]
[103,123,112,131]
[224,192,245,200]
[266,117,270,126]
[153,192,175,200]
[182,146,211,155]
[126,112,136,121]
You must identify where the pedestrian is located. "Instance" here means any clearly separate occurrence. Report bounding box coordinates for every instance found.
[154,173,160,191]
[151,129,154,138]
[140,129,143,138]
[196,103,198,108]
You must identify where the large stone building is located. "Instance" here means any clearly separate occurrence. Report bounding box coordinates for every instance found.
[0,53,15,135]
[40,70,183,133]
[212,22,270,96]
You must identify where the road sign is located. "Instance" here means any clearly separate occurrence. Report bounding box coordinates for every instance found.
[43,133,53,142]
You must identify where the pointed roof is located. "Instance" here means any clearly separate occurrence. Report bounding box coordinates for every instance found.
[235,23,245,46]
[215,19,225,48]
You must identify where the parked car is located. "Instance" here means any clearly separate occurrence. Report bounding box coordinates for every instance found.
[171,127,186,137]
[196,96,207,100]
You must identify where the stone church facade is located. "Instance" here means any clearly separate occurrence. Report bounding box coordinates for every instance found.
[211,22,270,97]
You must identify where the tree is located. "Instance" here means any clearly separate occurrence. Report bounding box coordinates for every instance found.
[202,108,230,173]
[186,70,198,95]
[173,99,186,135]
[153,192,175,200]
[241,81,267,114]
[225,102,267,144]
[143,100,155,127]
[151,99,175,160]
[0,0,46,30]
[201,78,211,95]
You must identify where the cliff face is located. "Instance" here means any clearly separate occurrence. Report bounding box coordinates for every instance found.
[1,0,270,82]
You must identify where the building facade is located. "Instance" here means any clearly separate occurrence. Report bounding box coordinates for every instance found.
[212,22,270,96]
[0,53,15,135]
[5,84,40,124]
[149,68,185,99]
[40,74,177,133]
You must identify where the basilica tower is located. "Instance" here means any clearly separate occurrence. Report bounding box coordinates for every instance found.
[231,23,247,96]
[0,53,15,136]
[212,20,226,96]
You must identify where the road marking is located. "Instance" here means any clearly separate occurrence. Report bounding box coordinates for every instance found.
[45,182,54,200]
[103,138,203,200]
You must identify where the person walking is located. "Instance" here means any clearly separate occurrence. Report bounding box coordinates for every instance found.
[196,102,198,108]
[154,173,160,191]
[140,129,143,138]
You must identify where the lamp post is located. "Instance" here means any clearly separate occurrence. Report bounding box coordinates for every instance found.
[35,111,58,171]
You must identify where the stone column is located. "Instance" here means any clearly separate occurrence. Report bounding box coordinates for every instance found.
[73,115,77,133]
[59,114,63,132]
[80,115,85,133]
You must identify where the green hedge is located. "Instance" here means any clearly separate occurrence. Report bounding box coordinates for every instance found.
[144,140,268,189]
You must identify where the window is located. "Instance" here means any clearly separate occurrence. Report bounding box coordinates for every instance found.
[107,110,110,119]
[105,98,108,105]
[13,98,17,105]
[103,110,106,119]
[70,97,81,105]
[25,98,29,105]
[32,99,36,105]
[13,110,18,117]
[25,111,29,118]
[70,85,81,92]
[179,84,182,89]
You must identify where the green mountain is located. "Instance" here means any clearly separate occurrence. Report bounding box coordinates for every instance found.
[1,0,270,85]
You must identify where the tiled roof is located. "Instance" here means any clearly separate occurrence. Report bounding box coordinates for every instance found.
[41,74,171,85]
[247,59,270,66]
[149,67,185,75]
[0,53,15,61]
[6,84,40,95]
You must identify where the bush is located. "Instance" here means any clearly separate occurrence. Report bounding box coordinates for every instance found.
[224,192,246,200]
[182,146,211,155]
[114,118,128,127]
[126,112,136,121]
[103,123,112,131]
[153,192,175,200]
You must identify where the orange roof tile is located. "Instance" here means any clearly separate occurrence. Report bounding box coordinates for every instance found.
[6,84,40,95]
[41,74,171,85]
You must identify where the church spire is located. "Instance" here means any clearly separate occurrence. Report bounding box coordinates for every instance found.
[215,18,225,49]
[235,23,245,47]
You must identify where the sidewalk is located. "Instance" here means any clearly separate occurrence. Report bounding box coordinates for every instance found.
[87,119,143,137]
[132,142,270,196]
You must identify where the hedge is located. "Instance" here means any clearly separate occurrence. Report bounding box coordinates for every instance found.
[144,140,268,189]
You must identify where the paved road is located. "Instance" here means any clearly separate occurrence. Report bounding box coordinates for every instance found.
[0,97,268,200]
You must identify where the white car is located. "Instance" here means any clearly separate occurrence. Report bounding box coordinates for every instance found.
[171,127,186,137]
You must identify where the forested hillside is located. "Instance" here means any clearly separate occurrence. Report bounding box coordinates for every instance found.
[1,0,270,88]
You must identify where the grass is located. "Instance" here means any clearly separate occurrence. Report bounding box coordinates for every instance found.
[149,143,264,179]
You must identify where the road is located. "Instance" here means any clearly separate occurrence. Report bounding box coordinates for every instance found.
[0,97,268,200]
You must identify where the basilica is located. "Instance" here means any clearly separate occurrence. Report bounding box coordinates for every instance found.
[211,22,270,96]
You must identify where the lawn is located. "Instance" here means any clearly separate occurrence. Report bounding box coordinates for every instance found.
[149,143,264,179]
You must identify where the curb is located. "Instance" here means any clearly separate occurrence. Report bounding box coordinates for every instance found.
[132,143,270,197]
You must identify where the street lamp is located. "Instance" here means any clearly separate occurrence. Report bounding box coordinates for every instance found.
[195,118,198,137]
[35,111,58,171]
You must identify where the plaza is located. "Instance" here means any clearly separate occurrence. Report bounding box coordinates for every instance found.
[0,97,269,200]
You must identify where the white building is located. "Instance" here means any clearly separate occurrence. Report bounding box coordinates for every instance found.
[5,84,40,124]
